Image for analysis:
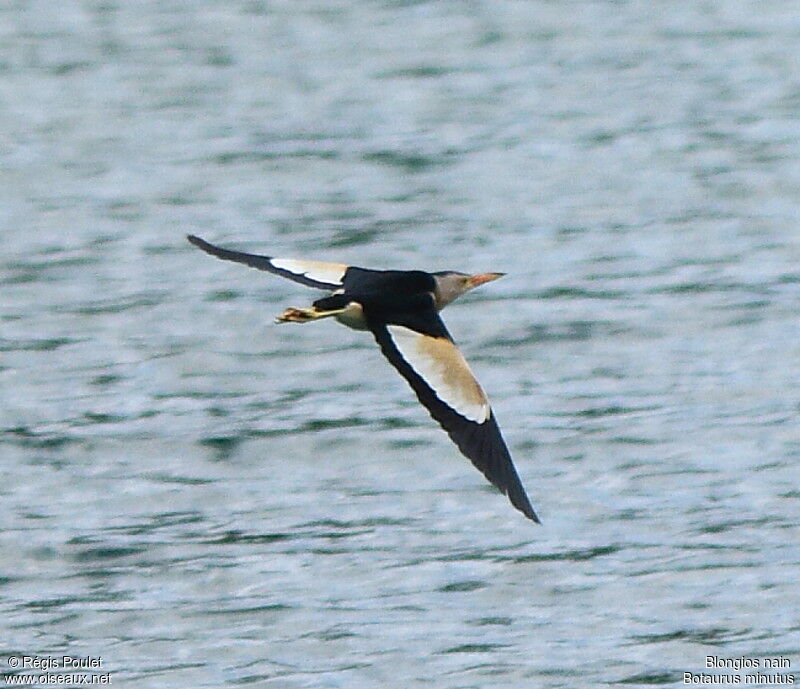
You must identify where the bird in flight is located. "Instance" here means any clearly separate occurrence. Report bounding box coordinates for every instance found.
[187,234,539,523]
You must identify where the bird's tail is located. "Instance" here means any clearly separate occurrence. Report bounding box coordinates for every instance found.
[312,294,352,311]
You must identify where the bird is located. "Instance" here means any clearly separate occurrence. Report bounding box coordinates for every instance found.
[187,234,539,523]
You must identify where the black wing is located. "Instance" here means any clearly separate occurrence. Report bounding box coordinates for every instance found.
[187,235,347,290]
[368,312,539,523]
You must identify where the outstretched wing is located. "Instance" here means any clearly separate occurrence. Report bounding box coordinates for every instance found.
[369,314,539,523]
[187,235,347,290]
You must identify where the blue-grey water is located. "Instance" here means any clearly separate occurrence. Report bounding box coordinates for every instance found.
[2,2,799,687]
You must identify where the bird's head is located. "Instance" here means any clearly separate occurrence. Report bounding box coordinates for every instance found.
[432,271,505,309]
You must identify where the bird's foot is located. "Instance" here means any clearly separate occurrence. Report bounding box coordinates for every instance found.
[275,306,319,324]
[275,304,351,324]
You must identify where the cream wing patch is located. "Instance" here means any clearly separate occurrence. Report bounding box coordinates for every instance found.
[386,325,490,423]
[270,258,348,287]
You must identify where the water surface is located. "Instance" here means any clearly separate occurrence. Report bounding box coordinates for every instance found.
[2,1,799,687]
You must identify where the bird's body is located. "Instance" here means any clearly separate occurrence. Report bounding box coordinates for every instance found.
[187,234,539,523]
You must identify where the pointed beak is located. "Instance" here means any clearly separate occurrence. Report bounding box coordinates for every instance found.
[467,272,505,289]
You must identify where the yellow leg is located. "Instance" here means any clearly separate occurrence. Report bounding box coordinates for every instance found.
[274,305,347,324]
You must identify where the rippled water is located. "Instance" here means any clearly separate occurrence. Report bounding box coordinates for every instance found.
[2,1,800,687]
